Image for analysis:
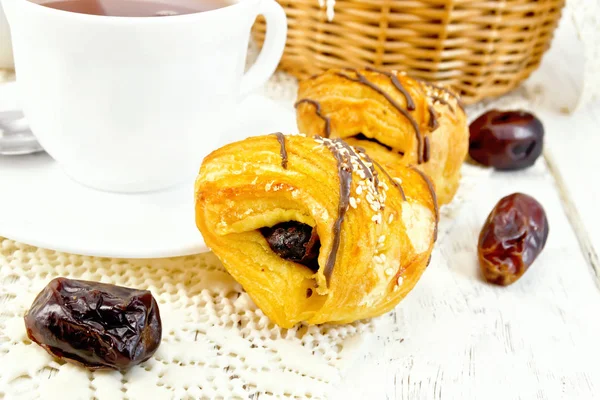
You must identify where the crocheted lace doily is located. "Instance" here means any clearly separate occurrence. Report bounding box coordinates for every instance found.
[0,242,375,399]
[0,161,489,400]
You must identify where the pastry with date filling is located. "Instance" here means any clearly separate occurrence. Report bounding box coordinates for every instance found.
[195,134,437,328]
[296,68,469,205]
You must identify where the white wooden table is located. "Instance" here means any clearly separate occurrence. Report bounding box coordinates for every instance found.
[336,18,600,400]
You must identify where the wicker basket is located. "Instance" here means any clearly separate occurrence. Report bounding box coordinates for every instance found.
[253,0,565,104]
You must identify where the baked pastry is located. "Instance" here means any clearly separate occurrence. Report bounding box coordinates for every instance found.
[296,68,468,205]
[195,133,438,328]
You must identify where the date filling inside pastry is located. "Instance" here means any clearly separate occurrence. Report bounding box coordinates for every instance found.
[351,133,394,152]
[260,222,321,272]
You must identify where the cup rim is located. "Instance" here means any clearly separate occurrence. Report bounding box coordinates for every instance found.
[12,0,257,24]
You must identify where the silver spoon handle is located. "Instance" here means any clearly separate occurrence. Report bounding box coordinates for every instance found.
[0,110,43,155]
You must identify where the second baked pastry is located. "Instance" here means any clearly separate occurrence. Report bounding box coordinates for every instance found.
[296,68,469,205]
[195,134,437,328]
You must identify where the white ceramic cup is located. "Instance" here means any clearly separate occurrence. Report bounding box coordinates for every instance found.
[2,0,287,192]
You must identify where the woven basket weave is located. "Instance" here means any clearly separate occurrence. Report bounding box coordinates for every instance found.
[253,0,565,104]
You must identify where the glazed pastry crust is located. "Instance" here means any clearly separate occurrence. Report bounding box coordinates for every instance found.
[296,69,469,205]
[195,134,437,328]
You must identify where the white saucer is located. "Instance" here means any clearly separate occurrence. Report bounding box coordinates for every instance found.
[0,84,298,258]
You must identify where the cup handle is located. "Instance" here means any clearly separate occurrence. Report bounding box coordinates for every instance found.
[239,0,287,99]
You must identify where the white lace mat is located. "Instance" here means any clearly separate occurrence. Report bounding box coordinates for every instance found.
[0,159,492,400]
[0,245,374,399]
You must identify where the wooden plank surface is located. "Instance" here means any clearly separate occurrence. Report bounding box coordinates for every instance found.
[335,18,600,400]
[541,105,600,288]
[338,159,600,400]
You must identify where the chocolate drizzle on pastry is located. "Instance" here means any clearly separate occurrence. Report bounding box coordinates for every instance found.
[371,159,407,201]
[335,69,424,164]
[423,136,431,163]
[317,137,353,283]
[295,99,331,138]
[408,165,439,242]
[365,67,416,111]
[429,82,465,111]
[427,105,439,131]
[431,96,455,113]
[345,144,380,194]
[313,136,407,284]
[273,132,288,169]
[421,80,465,112]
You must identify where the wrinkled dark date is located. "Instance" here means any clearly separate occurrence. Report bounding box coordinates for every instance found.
[469,110,544,170]
[24,278,162,370]
[261,221,321,272]
[478,193,549,285]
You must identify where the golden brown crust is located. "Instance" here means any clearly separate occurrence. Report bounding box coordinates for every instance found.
[296,68,469,205]
[195,134,436,328]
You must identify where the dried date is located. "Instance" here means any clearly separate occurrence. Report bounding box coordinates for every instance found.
[469,110,544,170]
[261,221,321,272]
[478,193,549,285]
[24,277,162,370]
